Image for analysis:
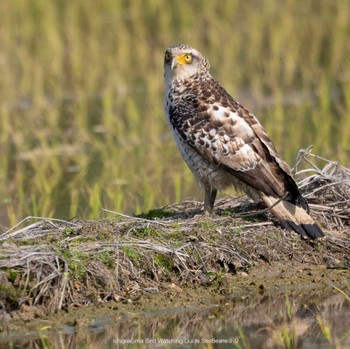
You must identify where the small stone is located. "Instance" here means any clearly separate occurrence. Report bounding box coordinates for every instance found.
[324,256,342,269]
[73,281,81,291]
[113,294,122,302]
[165,283,183,293]
[144,287,159,293]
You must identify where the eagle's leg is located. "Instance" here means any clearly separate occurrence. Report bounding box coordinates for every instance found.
[204,187,217,214]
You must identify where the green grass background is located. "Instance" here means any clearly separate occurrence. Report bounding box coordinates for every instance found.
[0,0,349,228]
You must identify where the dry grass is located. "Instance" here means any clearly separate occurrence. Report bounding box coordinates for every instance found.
[0,152,349,322]
[294,147,350,230]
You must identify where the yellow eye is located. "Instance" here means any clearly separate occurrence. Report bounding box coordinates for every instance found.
[165,52,171,62]
[184,53,192,63]
[176,53,193,65]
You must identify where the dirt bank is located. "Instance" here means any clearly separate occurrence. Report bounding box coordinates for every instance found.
[0,153,349,331]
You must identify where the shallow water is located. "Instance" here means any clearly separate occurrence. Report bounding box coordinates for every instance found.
[2,288,350,349]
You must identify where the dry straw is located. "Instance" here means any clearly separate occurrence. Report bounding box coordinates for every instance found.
[0,151,349,315]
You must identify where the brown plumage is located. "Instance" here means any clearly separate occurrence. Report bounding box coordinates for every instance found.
[163,44,324,239]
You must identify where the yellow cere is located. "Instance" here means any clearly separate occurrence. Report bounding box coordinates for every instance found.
[176,53,192,65]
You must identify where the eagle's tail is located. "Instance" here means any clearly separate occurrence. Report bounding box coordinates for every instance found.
[259,193,324,239]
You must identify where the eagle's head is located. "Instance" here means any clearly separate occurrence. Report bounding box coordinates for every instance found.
[164,44,210,83]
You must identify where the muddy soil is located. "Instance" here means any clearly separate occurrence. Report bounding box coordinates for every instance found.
[2,259,349,334]
[0,196,349,333]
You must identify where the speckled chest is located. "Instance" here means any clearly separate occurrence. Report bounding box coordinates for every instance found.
[164,79,236,191]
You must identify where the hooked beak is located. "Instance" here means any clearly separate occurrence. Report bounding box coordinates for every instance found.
[171,54,188,70]
[171,57,177,70]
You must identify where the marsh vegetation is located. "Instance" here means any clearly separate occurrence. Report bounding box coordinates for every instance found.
[0,0,349,229]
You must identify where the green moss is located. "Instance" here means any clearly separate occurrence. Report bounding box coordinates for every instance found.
[165,231,182,240]
[233,228,242,235]
[8,269,18,283]
[154,254,174,270]
[241,214,266,223]
[67,236,97,246]
[6,233,64,246]
[120,246,142,261]
[97,231,114,240]
[65,227,74,236]
[218,208,241,216]
[97,251,115,268]
[56,249,90,278]
[0,283,21,309]
[198,220,219,230]
[219,207,266,223]
[130,226,160,238]
[206,269,227,285]
[9,238,39,246]
[269,232,281,241]
[137,209,175,219]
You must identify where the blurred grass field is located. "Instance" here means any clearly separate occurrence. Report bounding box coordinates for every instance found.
[0,0,349,229]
